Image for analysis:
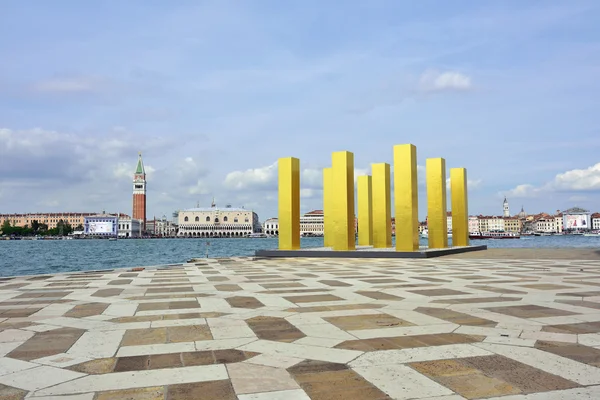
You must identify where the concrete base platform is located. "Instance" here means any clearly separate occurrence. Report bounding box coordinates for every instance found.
[255,244,487,258]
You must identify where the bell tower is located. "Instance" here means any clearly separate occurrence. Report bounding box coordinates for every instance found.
[503,197,510,217]
[133,152,147,230]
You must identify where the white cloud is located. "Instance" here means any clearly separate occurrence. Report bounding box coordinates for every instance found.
[419,70,472,92]
[504,162,600,198]
[224,162,277,190]
[552,163,600,191]
[300,188,316,198]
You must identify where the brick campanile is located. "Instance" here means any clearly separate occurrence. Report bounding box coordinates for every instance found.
[132,152,147,231]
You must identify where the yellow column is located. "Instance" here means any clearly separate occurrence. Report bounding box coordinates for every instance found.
[278,157,300,250]
[332,151,355,251]
[372,163,391,248]
[394,144,419,251]
[426,157,448,249]
[451,168,469,247]
[323,167,333,247]
[357,175,373,246]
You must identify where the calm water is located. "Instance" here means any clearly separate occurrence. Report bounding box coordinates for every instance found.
[0,236,599,277]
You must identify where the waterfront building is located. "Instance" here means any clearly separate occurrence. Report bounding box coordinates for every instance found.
[177,203,261,237]
[0,212,95,230]
[146,216,178,237]
[118,218,143,238]
[84,213,119,237]
[504,217,522,233]
[562,207,591,231]
[263,218,279,235]
[301,210,324,236]
[503,197,510,217]
[132,153,147,231]
[468,216,479,233]
[592,213,600,230]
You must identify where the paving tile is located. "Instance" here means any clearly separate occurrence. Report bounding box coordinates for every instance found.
[409,289,469,297]
[68,357,117,374]
[167,325,212,342]
[237,389,311,400]
[7,327,85,361]
[432,296,522,304]
[355,291,404,301]
[246,316,305,342]
[460,354,580,393]
[121,328,168,346]
[226,296,265,309]
[415,307,497,327]
[64,303,109,318]
[95,386,165,400]
[284,294,344,304]
[167,380,237,400]
[0,365,84,391]
[543,321,600,334]
[535,341,600,367]
[324,313,414,331]
[228,362,299,394]
[484,305,577,319]
[0,383,27,400]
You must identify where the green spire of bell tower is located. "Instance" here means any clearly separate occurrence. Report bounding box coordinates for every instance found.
[136,152,145,175]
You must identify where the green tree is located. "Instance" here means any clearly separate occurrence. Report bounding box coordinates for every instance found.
[1,220,12,235]
[31,220,40,234]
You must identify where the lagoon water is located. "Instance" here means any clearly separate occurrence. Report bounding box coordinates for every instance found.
[0,236,599,277]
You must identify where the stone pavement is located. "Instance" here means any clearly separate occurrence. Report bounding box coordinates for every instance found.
[2,255,600,399]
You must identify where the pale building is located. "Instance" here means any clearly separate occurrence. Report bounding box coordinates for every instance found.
[592,213,600,230]
[504,217,522,233]
[177,203,261,237]
[488,216,505,232]
[503,197,510,217]
[301,210,324,236]
[0,212,96,230]
[84,213,119,237]
[147,216,178,237]
[468,216,479,233]
[446,212,452,232]
[263,218,279,235]
[477,216,489,233]
[562,207,591,231]
[554,214,564,233]
[118,218,143,238]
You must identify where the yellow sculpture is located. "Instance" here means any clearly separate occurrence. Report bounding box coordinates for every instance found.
[278,157,300,250]
[323,167,333,247]
[426,158,448,249]
[332,151,355,251]
[451,168,469,247]
[394,144,419,251]
[357,175,373,246]
[372,163,391,248]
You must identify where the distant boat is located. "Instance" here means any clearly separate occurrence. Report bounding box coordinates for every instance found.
[108,237,118,241]
[244,233,268,238]
[583,232,600,237]
[470,231,521,240]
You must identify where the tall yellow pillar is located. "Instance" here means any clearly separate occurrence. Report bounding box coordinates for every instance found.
[426,158,448,249]
[278,157,300,250]
[357,175,373,246]
[323,167,333,248]
[332,151,355,251]
[394,144,419,251]
[372,163,391,248]
[451,168,469,247]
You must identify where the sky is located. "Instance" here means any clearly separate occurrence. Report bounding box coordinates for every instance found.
[1,0,599,221]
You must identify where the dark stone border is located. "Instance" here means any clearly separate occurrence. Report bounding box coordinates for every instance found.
[255,245,487,259]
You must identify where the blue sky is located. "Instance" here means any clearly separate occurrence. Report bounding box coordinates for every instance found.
[1,0,599,221]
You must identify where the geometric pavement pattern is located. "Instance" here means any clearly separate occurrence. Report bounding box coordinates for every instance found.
[1,257,600,399]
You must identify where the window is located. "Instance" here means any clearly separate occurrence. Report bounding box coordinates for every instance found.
[184,217,189,222]
[234,218,238,223]
[195,216,199,222]
[206,216,210,222]
[215,218,219,223]
[223,216,228,222]
[245,218,249,223]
